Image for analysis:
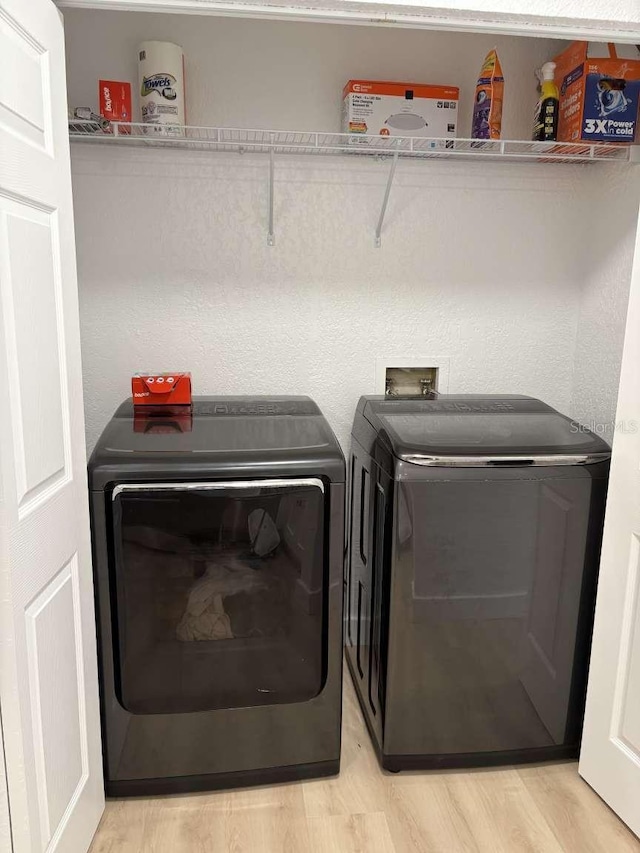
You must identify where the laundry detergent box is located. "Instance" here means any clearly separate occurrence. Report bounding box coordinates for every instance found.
[553,42,640,143]
[342,81,459,145]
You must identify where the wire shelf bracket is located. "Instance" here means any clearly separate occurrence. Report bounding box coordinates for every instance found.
[375,144,400,248]
[267,141,275,247]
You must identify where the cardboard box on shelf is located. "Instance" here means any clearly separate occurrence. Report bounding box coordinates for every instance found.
[99,80,132,126]
[554,42,640,143]
[342,80,459,142]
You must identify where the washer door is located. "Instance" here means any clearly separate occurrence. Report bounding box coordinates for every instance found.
[383,467,607,758]
[110,478,326,714]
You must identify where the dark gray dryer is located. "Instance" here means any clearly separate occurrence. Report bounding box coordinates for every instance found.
[345,395,610,770]
[89,396,345,795]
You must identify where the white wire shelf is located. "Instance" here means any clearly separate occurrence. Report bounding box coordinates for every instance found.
[69,120,637,247]
[68,121,635,164]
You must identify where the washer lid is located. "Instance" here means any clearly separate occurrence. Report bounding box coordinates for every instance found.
[362,395,611,461]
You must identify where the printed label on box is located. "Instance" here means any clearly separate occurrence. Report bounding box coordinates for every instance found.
[581,75,640,141]
[554,42,640,143]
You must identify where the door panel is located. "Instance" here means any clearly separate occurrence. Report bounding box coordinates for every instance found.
[3,202,69,508]
[580,212,640,839]
[0,708,10,853]
[25,559,86,844]
[619,536,640,752]
[0,8,50,151]
[0,0,104,851]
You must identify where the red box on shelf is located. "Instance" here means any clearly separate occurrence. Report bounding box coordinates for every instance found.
[131,372,192,407]
[99,80,132,129]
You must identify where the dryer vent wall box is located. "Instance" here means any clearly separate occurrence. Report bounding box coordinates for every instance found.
[345,394,610,771]
[343,81,459,140]
[88,396,345,796]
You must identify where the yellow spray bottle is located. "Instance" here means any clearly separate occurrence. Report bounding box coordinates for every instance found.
[533,61,559,141]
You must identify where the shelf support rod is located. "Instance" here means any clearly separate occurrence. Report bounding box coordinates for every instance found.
[267,139,275,247]
[375,145,399,248]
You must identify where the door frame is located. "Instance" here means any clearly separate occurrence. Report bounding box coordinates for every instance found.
[53,0,640,43]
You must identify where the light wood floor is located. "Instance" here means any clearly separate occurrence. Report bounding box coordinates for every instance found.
[90,669,640,853]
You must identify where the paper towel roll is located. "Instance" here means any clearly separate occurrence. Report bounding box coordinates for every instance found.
[138,41,185,136]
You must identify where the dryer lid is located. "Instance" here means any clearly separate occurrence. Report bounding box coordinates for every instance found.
[88,396,345,487]
[108,398,328,453]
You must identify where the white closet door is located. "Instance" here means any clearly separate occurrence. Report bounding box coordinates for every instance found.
[0,710,11,852]
[0,0,104,850]
[579,216,640,839]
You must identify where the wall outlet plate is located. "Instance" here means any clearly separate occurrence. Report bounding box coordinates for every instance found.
[375,356,450,395]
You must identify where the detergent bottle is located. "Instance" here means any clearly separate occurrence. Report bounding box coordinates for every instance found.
[533,61,559,141]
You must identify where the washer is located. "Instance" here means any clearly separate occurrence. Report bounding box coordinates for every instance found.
[89,396,344,795]
[345,394,610,770]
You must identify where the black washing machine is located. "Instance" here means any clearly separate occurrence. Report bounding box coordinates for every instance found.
[89,396,345,795]
[345,394,610,770]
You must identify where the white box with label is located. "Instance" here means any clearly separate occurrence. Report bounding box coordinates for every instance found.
[342,80,459,141]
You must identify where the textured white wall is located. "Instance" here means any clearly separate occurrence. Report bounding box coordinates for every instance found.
[570,169,640,438]
[65,11,638,453]
[73,145,593,452]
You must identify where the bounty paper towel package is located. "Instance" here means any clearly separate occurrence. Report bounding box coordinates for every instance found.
[343,81,459,141]
[554,42,640,143]
[138,41,186,136]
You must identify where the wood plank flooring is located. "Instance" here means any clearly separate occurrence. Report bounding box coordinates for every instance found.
[89,668,640,853]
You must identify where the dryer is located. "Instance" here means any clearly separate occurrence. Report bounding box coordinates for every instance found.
[345,394,610,770]
[89,396,344,795]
